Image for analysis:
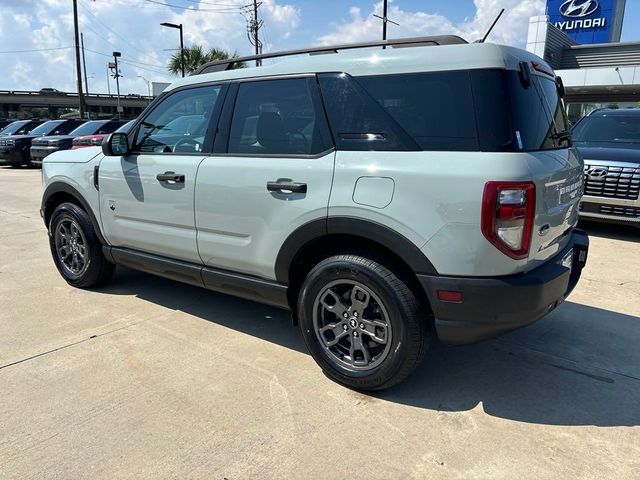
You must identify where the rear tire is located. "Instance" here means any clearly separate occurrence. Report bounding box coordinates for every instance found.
[298,254,429,391]
[48,202,115,288]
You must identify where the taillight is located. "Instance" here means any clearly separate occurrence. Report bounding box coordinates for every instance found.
[481,181,535,259]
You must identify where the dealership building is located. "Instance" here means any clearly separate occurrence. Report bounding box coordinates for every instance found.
[527,0,639,122]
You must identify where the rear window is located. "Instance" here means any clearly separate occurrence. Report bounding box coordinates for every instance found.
[318,69,567,153]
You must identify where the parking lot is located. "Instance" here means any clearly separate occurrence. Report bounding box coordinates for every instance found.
[0,166,639,479]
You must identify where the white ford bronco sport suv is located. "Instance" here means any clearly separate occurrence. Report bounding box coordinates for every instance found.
[41,36,589,390]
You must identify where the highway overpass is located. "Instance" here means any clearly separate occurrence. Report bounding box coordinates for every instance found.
[0,90,153,118]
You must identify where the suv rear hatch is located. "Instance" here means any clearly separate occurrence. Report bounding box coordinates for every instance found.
[504,64,583,265]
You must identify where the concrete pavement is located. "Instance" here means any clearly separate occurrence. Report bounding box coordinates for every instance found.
[1,167,639,479]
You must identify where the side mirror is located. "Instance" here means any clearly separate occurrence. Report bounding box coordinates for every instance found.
[102,132,130,156]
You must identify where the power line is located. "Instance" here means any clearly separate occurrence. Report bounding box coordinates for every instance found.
[78,0,150,57]
[84,48,168,75]
[81,25,166,68]
[0,46,73,54]
[142,0,247,12]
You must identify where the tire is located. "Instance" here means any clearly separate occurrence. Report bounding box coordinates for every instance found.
[298,254,429,391]
[48,202,115,288]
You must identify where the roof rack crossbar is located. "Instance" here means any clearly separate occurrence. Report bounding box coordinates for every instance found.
[193,35,467,75]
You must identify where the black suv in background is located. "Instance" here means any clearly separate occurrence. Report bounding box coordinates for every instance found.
[574,108,640,227]
[30,119,126,165]
[0,119,45,137]
[0,119,85,167]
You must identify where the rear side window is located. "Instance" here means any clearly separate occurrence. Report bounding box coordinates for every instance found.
[317,73,419,151]
[358,72,479,151]
[470,70,514,151]
[228,78,331,155]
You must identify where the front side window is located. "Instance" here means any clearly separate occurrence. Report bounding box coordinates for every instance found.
[228,78,331,155]
[134,85,222,154]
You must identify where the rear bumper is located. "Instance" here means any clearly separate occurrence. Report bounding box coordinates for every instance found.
[419,229,589,345]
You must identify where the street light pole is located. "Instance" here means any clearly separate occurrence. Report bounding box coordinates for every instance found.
[112,52,122,119]
[161,22,185,77]
[72,0,85,117]
[138,75,152,104]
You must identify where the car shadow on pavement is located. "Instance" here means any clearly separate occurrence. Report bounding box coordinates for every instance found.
[97,267,640,428]
[579,220,639,243]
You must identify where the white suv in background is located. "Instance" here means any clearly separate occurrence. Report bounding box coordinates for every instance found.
[41,36,589,390]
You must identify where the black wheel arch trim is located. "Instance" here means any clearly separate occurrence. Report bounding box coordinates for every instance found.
[41,182,108,246]
[274,216,438,283]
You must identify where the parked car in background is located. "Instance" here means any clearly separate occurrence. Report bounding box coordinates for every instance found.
[71,120,134,149]
[0,120,14,131]
[0,119,85,167]
[0,119,45,137]
[573,108,640,227]
[31,119,126,165]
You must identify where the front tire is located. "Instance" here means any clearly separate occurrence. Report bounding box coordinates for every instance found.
[48,202,115,288]
[298,255,429,391]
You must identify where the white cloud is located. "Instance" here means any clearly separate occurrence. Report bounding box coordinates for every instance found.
[0,0,301,94]
[318,0,545,46]
[0,0,546,95]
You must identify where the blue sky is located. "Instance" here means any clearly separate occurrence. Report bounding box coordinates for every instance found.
[0,0,638,95]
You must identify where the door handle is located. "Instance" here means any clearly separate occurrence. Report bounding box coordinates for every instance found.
[267,181,307,194]
[157,171,185,183]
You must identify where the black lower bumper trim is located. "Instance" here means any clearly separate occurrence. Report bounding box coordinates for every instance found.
[419,229,589,345]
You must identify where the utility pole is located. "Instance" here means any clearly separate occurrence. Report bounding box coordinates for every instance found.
[72,0,85,117]
[251,0,263,66]
[81,32,89,118]
[373,0,399,48]
[111,52,122,119]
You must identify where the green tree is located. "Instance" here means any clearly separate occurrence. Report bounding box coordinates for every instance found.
[168,44,245,75]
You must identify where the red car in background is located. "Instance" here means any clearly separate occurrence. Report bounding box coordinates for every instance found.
[71,120,135,149]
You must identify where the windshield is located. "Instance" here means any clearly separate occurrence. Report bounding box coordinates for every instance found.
[69,121,107,136]
[0,121,28,135]
[572,114,640,149]
[30,121,64,136]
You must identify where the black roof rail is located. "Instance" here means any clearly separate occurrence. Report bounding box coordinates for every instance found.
[193,35,468,75]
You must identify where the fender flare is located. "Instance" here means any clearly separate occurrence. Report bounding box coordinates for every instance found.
[41,182,108,246]
[274,216,438,284]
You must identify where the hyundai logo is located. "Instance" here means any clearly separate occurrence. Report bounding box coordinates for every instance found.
[560,0,600,18]
[587,167,608,180]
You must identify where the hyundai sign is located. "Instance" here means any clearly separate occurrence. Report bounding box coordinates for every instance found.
[546,0,626,44]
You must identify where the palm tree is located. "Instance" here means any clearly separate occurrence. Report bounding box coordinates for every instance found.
[168,45,245,75]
